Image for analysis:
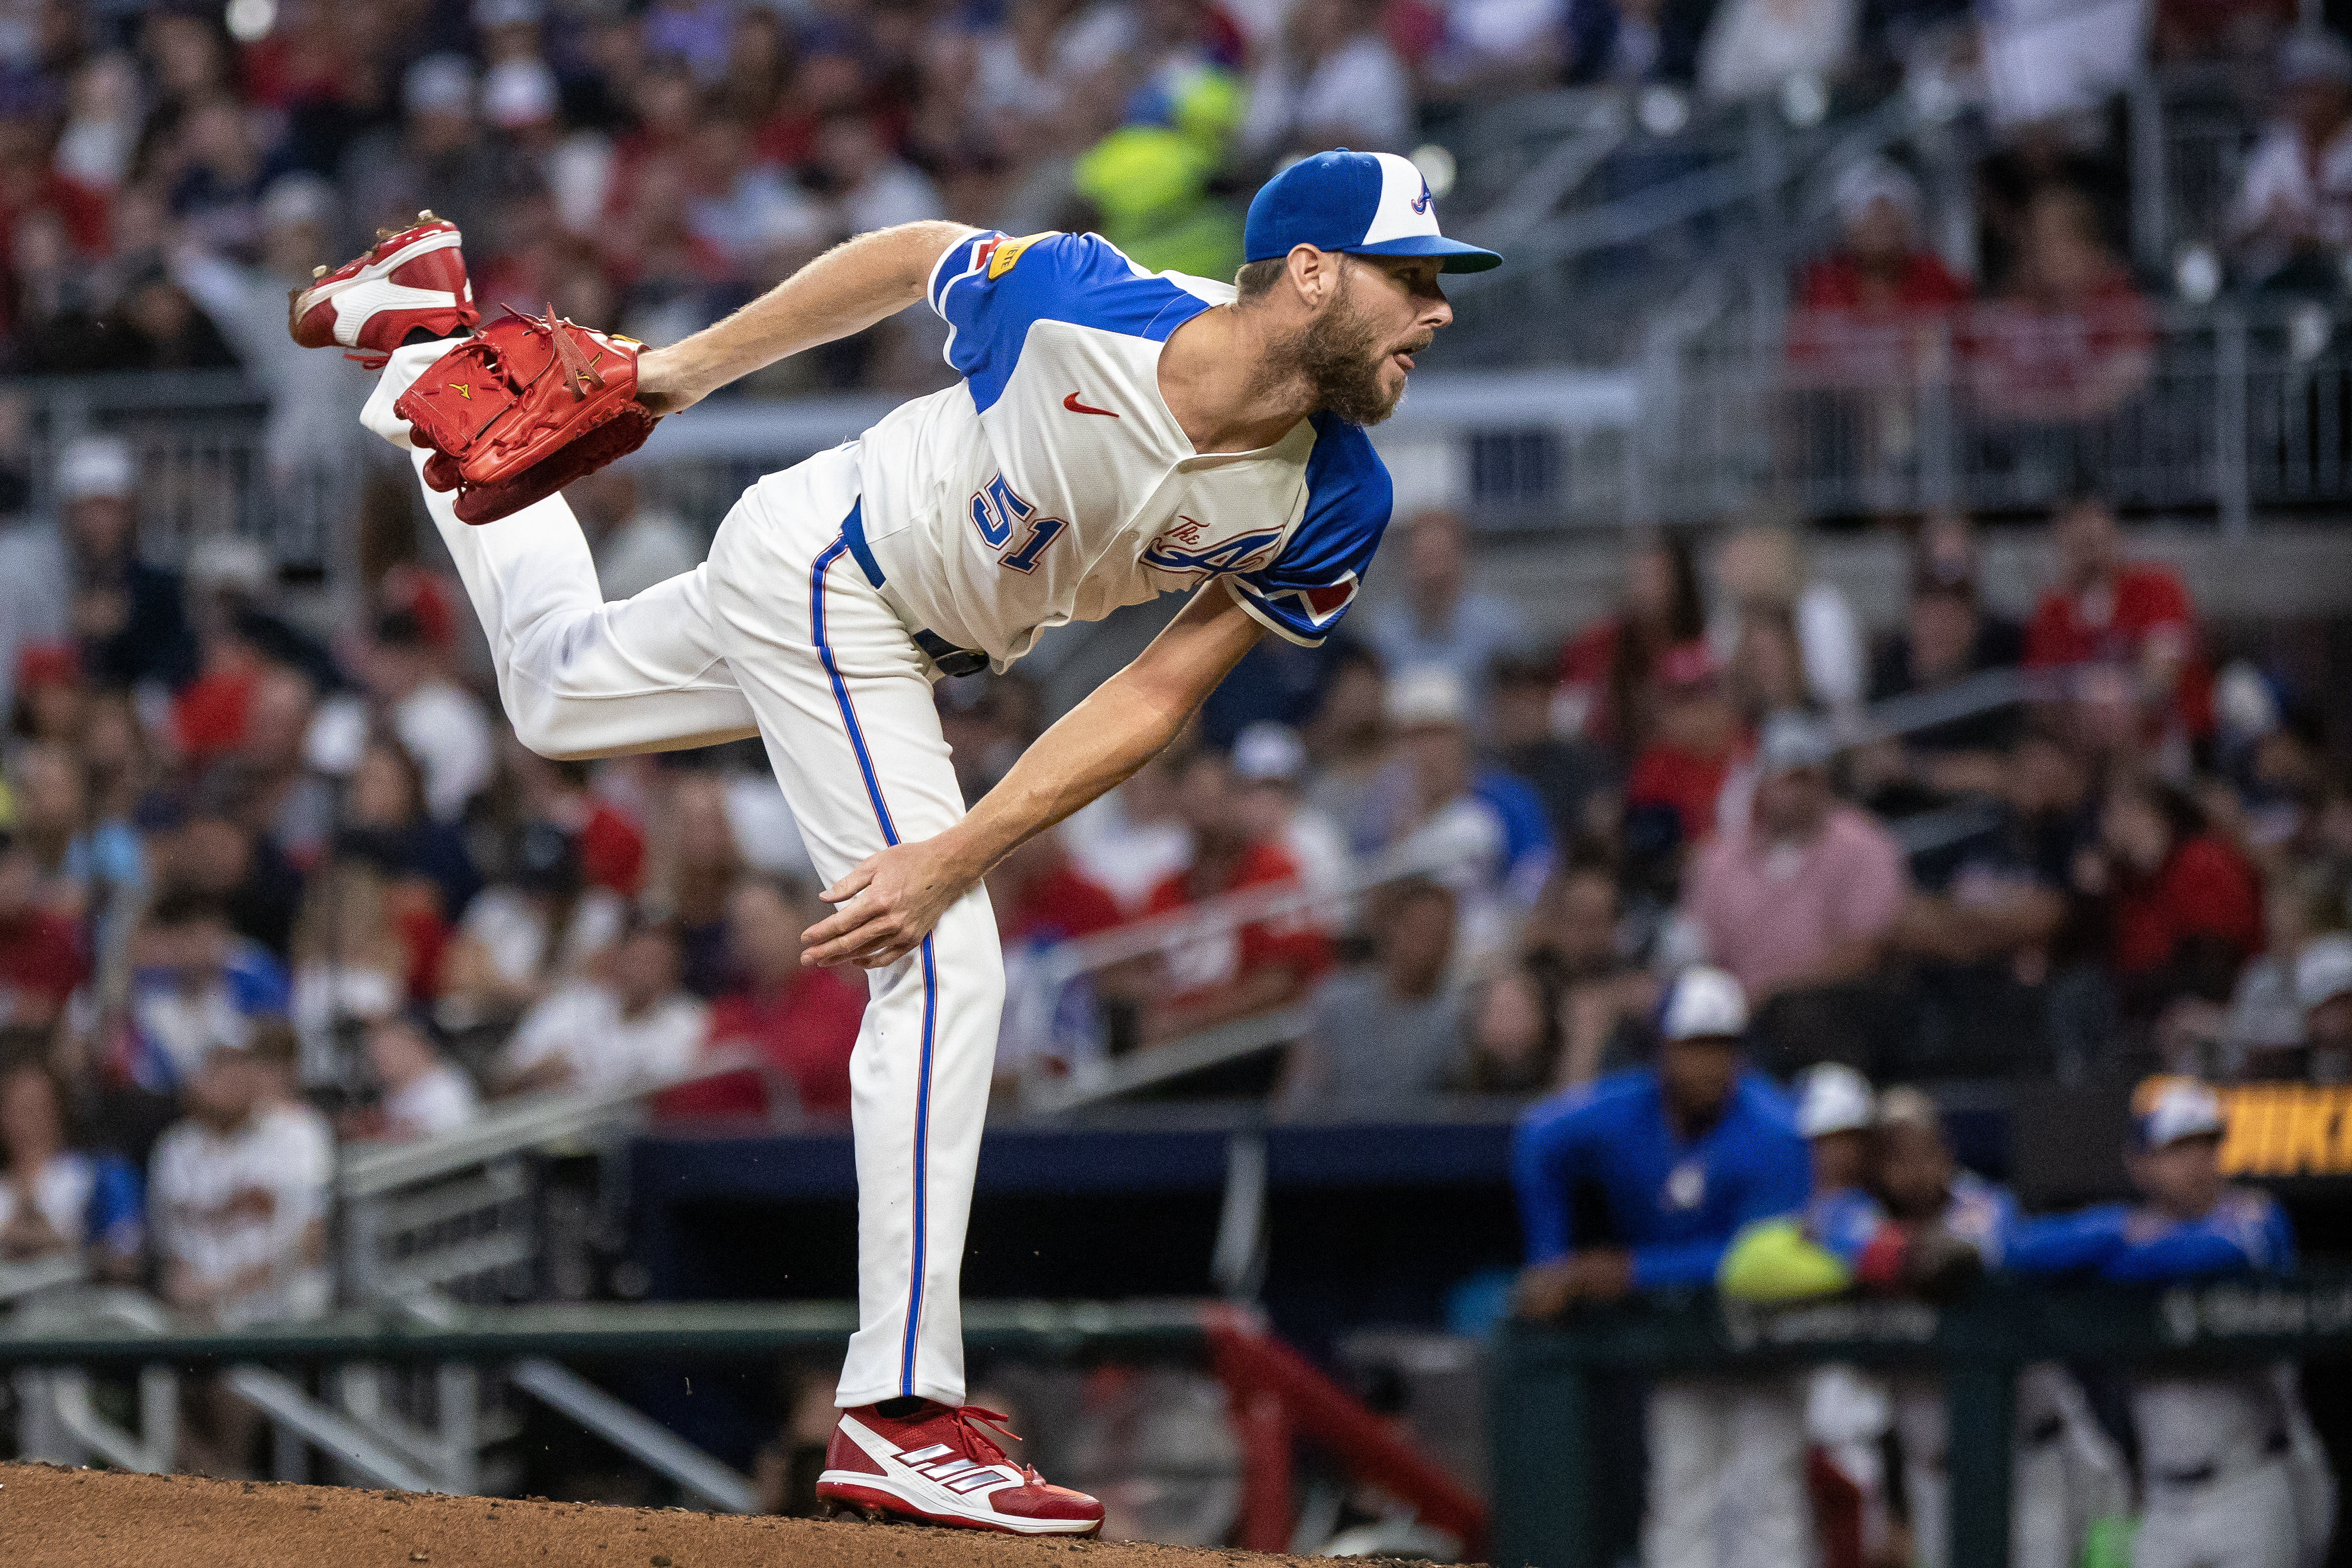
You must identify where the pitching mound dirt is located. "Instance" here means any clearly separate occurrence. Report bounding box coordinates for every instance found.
[0,1463,1372,1568]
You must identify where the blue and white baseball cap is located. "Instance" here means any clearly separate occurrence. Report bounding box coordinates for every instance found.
[2132,1075,2227,1149]
[1245,149,1502,274]
[1793,1063,1875,1138]
[1660,965,1748,1042]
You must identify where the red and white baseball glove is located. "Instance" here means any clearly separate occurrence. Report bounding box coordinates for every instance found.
[394,307,659,526]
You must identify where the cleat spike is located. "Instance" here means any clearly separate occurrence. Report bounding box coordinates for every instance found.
[312,265,327,278]
[418,210,435,221]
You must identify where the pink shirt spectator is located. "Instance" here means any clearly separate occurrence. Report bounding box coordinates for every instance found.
[1684,804,1908,999]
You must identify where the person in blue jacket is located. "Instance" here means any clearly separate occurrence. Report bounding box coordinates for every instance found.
[1512,964,1814,1568]
[2008,1077,2326,1568]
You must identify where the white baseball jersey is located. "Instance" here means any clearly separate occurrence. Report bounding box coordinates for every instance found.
[150,1103,332,1325]
[851,230,1393,665]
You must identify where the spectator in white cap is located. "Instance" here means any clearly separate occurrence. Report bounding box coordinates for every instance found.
[1778,1063,1901,1568]
[1513,962,1814,1568]
[2229,28,2352,291]
[0,436,196,706]
[484,57,560,137]
[1790,158,1971,389]
[1681,710,1908,1010]
[1368,666,1555,936]
[2291,931,2352,1083]
[1230,721,1351,911]
[2009,1078,2319,1568]
[1793,1060,1876,1192]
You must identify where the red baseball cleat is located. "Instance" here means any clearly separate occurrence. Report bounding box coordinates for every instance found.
[288,212,477,366]
[816,1401,1105,1536]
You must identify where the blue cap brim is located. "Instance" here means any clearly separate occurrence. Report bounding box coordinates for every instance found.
[1345,234,1503,273]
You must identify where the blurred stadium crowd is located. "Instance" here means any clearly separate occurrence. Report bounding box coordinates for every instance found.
[0,409,2345,1530]
[0,0,2336,399]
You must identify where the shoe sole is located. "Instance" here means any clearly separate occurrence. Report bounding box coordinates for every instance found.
[815,1473,1104,1536]
[292,229,471,349]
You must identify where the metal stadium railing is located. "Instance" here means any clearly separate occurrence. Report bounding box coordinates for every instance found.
[8,368,363,576]
[1647,303,2352,532]
[10,304,2342,564]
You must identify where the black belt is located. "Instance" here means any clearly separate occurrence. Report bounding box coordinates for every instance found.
[840,504,990,678]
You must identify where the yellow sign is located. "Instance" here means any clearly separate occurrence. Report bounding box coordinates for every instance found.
[987,233,1051,280]
[2216,1085,2352,1177]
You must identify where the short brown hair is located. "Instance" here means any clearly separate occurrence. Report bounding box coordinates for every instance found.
[1233,256,1288,302]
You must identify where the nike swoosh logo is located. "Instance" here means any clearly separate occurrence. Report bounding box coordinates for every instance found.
[1063,392,1118,418]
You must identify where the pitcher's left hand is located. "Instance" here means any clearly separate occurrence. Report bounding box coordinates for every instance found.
[802,835,977,969]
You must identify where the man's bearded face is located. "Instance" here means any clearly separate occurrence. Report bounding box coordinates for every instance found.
[1279,264,1431,427]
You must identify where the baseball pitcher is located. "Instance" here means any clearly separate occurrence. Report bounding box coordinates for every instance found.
[289,149,1497,1535]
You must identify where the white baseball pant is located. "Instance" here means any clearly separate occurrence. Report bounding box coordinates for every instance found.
[1642,1376,1814,1568]
[364,345,1002,1409]
[2134,1460,2300,1568]
[1890,1363,2128,1568]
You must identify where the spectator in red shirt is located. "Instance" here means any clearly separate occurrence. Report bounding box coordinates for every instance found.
[2025,494,2214,744]
[509,743,647,897]
[2084,774,2263,1027]
[1555,532,1707,753]
[1788,158,1972,387]
[1624,641,1749,848]
[655,876,867,1121]
[0,831,84,1027]
[1141,750,1332,1045]
[1964,186,2155,424]
[990,828,1126,948]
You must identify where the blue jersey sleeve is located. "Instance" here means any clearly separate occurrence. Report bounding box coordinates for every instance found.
[1809,1188,1893,1268]
[2102,1192,2298,1282]
[929,230,1213,414]
[1226,415,1392,646]
[84,1154,144,1259]
[1512,1091,1591,1265]
[2004,1205,2132,1276]
[227,944,291,1017]
[1473,770,1557,890]
[2100,1227,2264,1282]
[2264,1198,2299,1274]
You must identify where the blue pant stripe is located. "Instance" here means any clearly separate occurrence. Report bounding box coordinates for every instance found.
[810,531,935,1399]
